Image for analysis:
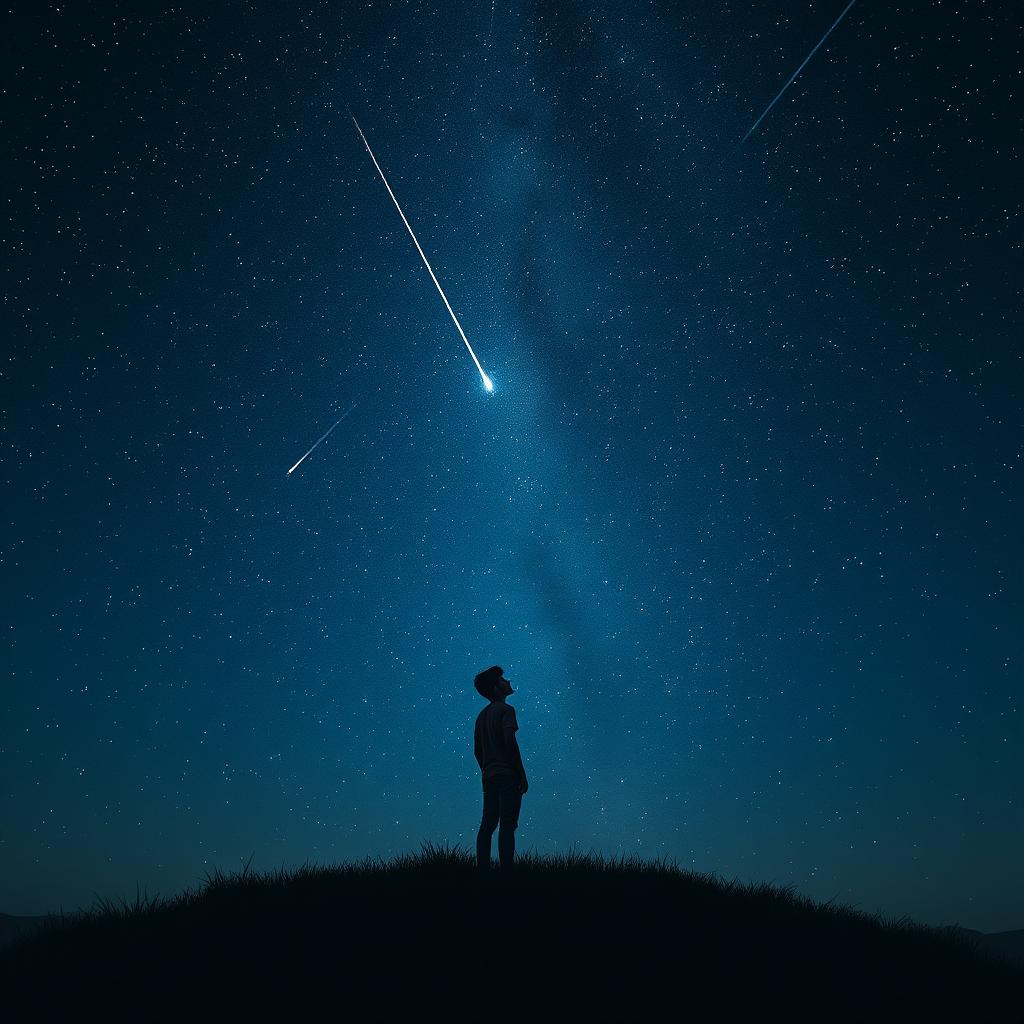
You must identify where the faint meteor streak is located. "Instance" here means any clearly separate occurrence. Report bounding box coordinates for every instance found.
[350,113,494,392]
[742,0,859,144]
[288,403,357,476]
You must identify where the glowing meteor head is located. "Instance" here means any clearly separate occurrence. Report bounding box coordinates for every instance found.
[482,373,494,392]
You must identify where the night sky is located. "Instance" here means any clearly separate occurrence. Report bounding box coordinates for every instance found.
[4,2,1021,933]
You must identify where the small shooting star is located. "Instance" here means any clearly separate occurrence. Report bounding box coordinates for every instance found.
[350,112,494,392]
[742,0,859,144]
[288,403,358,476]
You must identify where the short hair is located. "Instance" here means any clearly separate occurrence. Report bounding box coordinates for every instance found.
[474,665,504,700]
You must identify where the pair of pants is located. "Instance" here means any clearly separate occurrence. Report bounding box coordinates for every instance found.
[476,772,523,873]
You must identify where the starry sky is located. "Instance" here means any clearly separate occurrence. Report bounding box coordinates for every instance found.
[3,1,1021,932]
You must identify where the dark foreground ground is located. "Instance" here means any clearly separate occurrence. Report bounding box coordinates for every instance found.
[2,844,1021,1023]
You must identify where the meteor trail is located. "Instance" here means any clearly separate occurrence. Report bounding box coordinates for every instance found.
[742,0,858,144]
[350,113,493,392]
[288,403,357,476]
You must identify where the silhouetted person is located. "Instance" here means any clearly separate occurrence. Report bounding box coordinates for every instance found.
[474,665,528,876]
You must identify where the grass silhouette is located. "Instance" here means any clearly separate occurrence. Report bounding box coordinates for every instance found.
[2,842,1020,1022]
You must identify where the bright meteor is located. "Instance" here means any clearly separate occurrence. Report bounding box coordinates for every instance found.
[288,402,357,476]
[350,113,493,392]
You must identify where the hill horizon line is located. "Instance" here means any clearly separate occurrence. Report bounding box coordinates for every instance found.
[2,842,1021,1021]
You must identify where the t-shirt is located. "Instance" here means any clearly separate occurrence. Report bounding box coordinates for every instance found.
[475,701,520,782]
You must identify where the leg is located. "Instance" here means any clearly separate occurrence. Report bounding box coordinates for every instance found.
[476,780,500,872]
[497,776,523,875]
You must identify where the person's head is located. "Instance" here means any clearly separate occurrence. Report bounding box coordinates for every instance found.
[474,665,513,702]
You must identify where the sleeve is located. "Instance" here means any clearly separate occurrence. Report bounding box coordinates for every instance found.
[503,706,519,733]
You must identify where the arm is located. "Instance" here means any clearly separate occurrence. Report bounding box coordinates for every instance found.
[475,729,484,772]
[505,728,528,793]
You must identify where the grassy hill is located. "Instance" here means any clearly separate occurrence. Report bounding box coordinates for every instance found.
[2,843,1020,1022]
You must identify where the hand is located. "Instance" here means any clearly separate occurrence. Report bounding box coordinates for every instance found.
[518,776,528,795]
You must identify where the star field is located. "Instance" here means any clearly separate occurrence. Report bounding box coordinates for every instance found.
[2,1,1021,932]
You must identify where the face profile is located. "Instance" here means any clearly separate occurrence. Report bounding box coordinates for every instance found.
[494,675,513,699]
[474,665,511,701]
